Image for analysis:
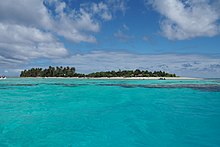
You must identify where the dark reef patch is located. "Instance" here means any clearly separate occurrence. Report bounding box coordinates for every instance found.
[0,87,11,89]
[98,84,220,92]
[46,83,88,87]
[0,84,39,87]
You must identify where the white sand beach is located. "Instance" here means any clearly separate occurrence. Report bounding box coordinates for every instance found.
[42,77,201,80]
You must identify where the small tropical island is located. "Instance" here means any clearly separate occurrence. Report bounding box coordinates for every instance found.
[20,66,177,78]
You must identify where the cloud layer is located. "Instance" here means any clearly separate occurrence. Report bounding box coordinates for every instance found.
[53,51,220,78]
[1,50,220,78]
[148,0,220,40]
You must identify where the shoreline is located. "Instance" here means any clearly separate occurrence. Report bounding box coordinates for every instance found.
[20,77,202,80]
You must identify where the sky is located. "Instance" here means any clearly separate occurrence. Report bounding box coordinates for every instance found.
[0,0,220,78]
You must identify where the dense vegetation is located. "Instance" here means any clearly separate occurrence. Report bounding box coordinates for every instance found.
[20,66,176,77]
[20,66,76,77]
[87,69,176,77]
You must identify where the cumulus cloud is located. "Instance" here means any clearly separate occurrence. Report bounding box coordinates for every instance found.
[0,0,127,44]
[0,0,127,68]
[44,0,127,43]
[53,51,220,78]
[0,0,52,29]
[0,23,68,67]
[45,0,101,43]
[147,0,220,40]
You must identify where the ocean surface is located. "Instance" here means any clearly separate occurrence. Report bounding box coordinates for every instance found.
[0,78,220,147]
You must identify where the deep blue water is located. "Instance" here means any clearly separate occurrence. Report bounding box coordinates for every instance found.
[0,78,220,146]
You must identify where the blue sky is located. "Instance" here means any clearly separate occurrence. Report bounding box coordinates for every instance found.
[0,0,220,77]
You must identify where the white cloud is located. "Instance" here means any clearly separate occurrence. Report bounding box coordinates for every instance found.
[0,0,52,29]
[52,7,99,43]
[0,23,68,67]
[45,1,101,43]
[147,0,220,40]
[0,0,127,44]
[0,0,127,67]
[90,2,112,20]
[54,51,220,78]
[46,0,127,43]
[108,0,128,15]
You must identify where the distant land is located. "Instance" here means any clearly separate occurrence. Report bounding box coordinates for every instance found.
[20,66,176,78]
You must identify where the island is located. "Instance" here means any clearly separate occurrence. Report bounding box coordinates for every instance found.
[20,66,177,78]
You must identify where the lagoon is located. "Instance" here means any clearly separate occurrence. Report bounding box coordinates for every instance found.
[0,78,220,146]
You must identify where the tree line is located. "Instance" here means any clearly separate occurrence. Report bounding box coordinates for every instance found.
[87,69,176,77]
[20,66,76,77]
[20,66,176,77]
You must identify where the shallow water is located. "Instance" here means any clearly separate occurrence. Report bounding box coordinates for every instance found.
[0,78,220,146]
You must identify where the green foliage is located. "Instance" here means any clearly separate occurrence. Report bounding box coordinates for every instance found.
[20,67,176,77]
[86,69,176,77]
[20,66,75,77]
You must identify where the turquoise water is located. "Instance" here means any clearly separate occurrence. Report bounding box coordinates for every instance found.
[0,78,220,147]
